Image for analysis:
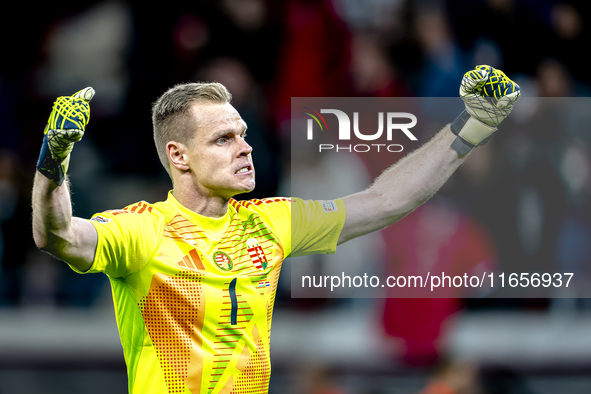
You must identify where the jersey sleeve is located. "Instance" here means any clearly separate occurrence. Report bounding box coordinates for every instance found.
[250,197,346,258]
[70,206,163,278]
[290,198,346,257]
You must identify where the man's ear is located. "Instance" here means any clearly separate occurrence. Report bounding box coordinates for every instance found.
[167,141,190,172]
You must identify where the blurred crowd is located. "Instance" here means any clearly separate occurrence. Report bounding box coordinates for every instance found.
[1,0,591,392]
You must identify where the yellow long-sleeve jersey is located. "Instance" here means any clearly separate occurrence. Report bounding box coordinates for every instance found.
[73,192,346,393]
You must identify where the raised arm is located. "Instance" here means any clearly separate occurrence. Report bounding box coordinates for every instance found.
[338,65,521,244]
[32,173,97,271]
[338,125,463,244]
[32,88,98,272]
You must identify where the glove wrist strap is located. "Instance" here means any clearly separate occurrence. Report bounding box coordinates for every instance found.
[450,111,497,154]
[36,134,66,186]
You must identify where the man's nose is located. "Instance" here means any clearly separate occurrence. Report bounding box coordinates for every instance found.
[238,136,253,156]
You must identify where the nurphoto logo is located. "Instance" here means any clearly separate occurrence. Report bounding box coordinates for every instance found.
[303,107,418,153]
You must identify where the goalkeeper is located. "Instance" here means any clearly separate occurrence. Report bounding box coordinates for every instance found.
[32,65,519,394]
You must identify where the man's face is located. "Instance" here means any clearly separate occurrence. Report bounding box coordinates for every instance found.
[185,102,255,199]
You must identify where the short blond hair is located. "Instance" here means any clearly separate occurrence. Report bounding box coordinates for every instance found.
[151,82,232,178]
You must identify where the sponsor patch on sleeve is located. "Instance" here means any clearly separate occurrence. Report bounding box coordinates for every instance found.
[320,200,338,213]
[90,215,112,224]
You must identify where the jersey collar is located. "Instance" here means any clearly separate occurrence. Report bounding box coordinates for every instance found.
[163,191,234,236]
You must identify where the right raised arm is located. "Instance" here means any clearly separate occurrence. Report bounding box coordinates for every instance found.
[32,87,98,272]
[32,172,97,272]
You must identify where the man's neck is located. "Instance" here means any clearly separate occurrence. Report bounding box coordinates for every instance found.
[172,187,230,218]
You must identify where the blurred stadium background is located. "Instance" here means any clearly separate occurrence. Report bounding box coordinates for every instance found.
[1,0,591,393]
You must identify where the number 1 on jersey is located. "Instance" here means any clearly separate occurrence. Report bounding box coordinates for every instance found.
[229,278,237,325]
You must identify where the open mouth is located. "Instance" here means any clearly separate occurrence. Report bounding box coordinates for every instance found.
[235,165,252,174]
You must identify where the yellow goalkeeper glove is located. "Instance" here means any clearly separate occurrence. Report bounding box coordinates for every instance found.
[36,87,95,185]
[450,65,520,154]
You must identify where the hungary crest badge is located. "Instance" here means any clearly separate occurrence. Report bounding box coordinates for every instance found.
[246,238,268,270]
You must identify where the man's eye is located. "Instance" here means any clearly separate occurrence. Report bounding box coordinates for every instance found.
[216,137,230,144]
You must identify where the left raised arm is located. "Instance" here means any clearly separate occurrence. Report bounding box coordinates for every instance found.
[338,124,464,244]
[338,65,521,245]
